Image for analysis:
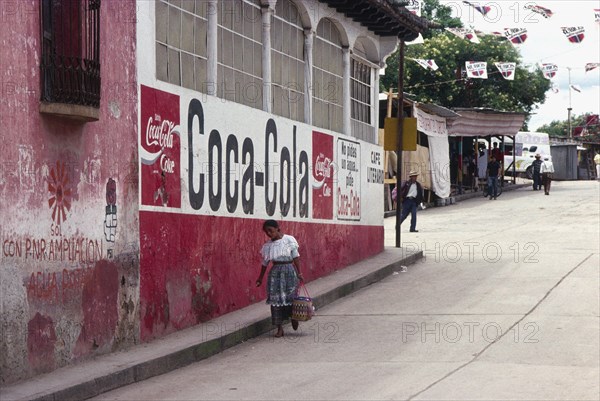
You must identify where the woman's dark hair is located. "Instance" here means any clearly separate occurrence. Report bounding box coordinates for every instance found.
[263,219,279,230]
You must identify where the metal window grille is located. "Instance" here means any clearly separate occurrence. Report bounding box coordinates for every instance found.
[40,0,101,107]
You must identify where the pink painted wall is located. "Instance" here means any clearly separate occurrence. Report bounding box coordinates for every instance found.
[0,0,139,384]
[140,213,383,341]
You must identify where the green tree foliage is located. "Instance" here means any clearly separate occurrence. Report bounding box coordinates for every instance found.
[380,0,551,115]
[537,113,600,137]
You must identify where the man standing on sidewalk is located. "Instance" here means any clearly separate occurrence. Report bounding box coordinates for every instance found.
[532,154,543,190]
[541,158,555,195]
[487,156,501,200]
[399,171,423,232]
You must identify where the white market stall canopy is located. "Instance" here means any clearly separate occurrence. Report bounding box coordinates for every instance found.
[447,108,527,137]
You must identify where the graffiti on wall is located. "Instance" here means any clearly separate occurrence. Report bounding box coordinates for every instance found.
[47,160,72,226]
[104,178,117,258]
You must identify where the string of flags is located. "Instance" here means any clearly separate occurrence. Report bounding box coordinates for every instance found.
[407,1,599,92]
[409,59,597,82]
[444,26,591,46]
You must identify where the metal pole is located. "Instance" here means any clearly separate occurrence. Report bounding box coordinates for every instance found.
[568,67,572,138]
[395,41,405,248]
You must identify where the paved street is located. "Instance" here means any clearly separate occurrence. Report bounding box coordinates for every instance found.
[92,181,600,401]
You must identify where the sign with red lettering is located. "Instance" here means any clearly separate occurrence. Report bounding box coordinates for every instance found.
[337,138,361,221]
[140,85,181,208]
[312,131,334,219]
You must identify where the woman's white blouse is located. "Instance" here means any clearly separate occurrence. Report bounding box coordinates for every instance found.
[260,234,300,266]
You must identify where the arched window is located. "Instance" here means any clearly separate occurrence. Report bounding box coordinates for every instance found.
[155,0,208,92]
[313,19,343,133]
[271,0,305,121]
[351,40,375,140]
[217,0,263,109]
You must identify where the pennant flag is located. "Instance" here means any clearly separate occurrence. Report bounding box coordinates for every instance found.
[465,61,488,79]
[503,28,528,44]
[561,26,585,43]
[570,84,582,93]
[585,62,600,72]
[595,9,600,24]
[494,62,516,80]
[446,27,481,43]
[463,1,492,16]
[550,85,559,94]
[411,59,439,71]
[404,0,421,15]
[541,63,558,79]
[405,0,424,45]
[524,4,553,18]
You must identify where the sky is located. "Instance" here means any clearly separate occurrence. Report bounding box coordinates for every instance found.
[438,0,600,130]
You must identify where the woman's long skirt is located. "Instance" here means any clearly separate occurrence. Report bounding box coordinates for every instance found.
[266,264,299,325]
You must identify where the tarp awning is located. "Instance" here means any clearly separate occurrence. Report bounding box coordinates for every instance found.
[447,108,527,137]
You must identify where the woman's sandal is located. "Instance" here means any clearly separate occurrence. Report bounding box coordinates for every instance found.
[291,319,299,331]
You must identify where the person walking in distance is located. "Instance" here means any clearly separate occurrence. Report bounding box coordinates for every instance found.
[532,154,543,190]
[399,171,423,233]
[541,158,555,195]
[486,156,501,200]
[594,152,600,180]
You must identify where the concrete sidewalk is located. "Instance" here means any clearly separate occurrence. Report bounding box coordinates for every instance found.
[1,248,422,401]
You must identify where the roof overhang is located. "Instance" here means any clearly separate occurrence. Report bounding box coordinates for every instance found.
[318,0,431,41]
[447,108,528,137]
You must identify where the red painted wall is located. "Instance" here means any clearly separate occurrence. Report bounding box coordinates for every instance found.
[139,212,382,341]
[0,0,139,384]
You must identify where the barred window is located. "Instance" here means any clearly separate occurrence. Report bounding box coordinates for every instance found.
[40,0,101,107]
[217,0,263,109]
[271,0,305,121]
[155,0,208,93]
[351,41,375,140]
[313,19,343,133]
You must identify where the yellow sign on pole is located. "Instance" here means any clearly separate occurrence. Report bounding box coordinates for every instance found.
[384,117,417,151]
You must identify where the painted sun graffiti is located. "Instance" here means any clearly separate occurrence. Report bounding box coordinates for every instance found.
[48,160,72,225]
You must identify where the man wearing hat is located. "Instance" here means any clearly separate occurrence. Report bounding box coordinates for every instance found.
[532,154,543,190]
[398,170,424,232]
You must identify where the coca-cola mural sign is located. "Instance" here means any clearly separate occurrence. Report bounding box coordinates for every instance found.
[137,85,384,225]
[312,131,334,220]
[140,85,181,207]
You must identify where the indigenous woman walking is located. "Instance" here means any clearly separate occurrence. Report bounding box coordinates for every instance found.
[255,219,304,337]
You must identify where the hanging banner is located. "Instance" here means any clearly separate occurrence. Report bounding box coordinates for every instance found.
[585,62,600,72]
[494,62,516,80]
[465,61,488,79]
[413,105,448,137]
[411,58,439,71]
[524,4,553,18]
[561,26,585,43]
[503,28,528,44]
[594,9,600,24]
[446,27,481,43]
[541,63,558,79]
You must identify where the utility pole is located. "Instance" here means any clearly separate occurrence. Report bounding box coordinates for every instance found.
[567,67,572,138]
[395,40,405,248]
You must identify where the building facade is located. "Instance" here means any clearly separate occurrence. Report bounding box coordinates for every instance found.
[0,0,425,384]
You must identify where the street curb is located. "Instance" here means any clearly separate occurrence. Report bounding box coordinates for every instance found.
[2,249,423,401]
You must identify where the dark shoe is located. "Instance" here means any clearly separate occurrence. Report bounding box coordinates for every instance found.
[494,197,497,200]
[410,229,419,232]
[545,192,549,195]
[489,196,493,200]
[291,319,299,331]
